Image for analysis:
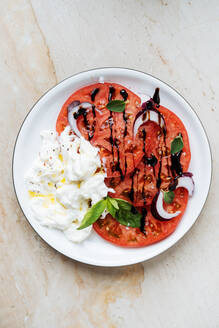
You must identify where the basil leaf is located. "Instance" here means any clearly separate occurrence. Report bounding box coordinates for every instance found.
[171,135,184,154]
[108,198,141,228]
[163,190,175,204]
[106,198,117,218]
[77,199,107,230]
[114,198,131,210]
[106,100,126,112]
[108,198,119,209]
[116,202,142,228]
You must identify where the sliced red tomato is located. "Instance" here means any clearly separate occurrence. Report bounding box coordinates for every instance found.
[93,187,189,247]
[56,82,143,177]
[106,105,191,207]
[56,83,191,248]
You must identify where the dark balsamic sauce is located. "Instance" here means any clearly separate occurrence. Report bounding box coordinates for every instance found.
[108,87,115,163]
[92,105,96,117]
[140,208,147,234]
[120,89,128,101]
[169,178,178,191]
[124,155,127,175]
[90,105,96,140]
[141,128,147,203]
[74,106,96,141]
[171,151,183,176]
[152,88,160,105]
[140,130,147,235]
[131,205,138,214]
[123,111,128,137]
[109,112,114,163]
[156,160,162,189]
[108,86,115,102]
[74,108,91,140]
[73,108,86,120]
[108,86,125,180]
[114,139,124,180]
[145,155,158,167]
[90,88,99,102]
[120,89,129,175]
[129,168,138,202]
[146,100,153,110]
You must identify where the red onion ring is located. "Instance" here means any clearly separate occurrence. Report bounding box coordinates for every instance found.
[151,190,181,221]
[151,173,194,221]
[133,100,166,137]
[67,101,92,138]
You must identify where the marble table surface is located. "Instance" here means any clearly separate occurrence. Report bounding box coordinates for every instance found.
[1,0,218,327]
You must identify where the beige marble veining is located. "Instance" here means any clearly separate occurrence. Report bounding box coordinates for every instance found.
[0,0,219,327]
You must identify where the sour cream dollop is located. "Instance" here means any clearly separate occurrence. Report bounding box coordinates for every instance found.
[25,126,112,243]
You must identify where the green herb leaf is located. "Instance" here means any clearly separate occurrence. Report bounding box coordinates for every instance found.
[171,135,184,154]
[108,198,119,209]
[107,197,142,228]
[77,199,107,230]
[106,198,117,218]
[106,100,126,112]
[163,190,175,204]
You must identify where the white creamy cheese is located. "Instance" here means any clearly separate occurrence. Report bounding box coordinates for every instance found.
[25,126,111,243]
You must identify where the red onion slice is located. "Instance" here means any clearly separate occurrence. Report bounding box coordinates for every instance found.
[151,173,194,221]
[151,190,181,221]
[67,101,92,138]
[133,105,166,137]
[177,173,194,196]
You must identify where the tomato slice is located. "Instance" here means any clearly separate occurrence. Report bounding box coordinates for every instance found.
[93,187,189,247]
[106,104,191,207]
[56,82,143,177]
[57,83,191,248]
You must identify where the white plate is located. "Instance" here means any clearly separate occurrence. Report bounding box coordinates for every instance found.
[12,68,212,267]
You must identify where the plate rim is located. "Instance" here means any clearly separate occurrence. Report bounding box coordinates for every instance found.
[12,67,213,267]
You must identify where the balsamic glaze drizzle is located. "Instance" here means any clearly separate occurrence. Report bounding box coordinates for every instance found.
[120,89,129,176]
[115,139,124,180]
[152,88,160,105]
[108,86,115,102]
[90,105,96,140]
[129,168,138,202]
[171,151,183,176]
[109,112,114,163]
[90,88,99,102]
[85,85,185,236]
[108,86,116,164]
[140,208,147,234]
[123,111,128,137]
[156,159,162,189]
[92,105,96,118]
[73,108,86,120]
[74,108,91,140]
[120,89,128,101]
[145,155,158,167]
[130,206,137,216]
[141,129,147,201]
